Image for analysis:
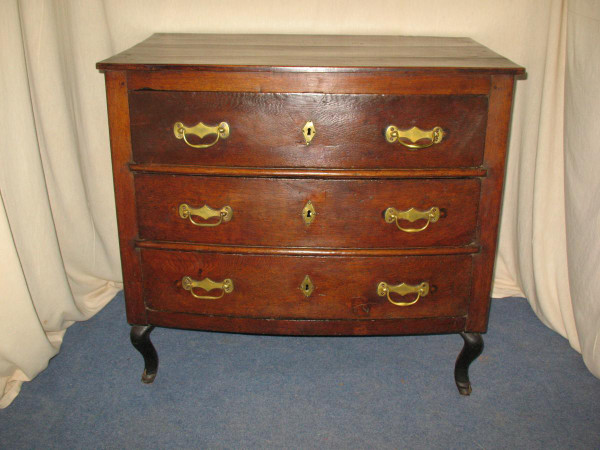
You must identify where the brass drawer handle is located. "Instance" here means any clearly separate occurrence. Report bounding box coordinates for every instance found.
[385,125,444,149]
[182,276,234,300]
[384,206,440,233]
[173,121,230,148]
[178,203,233,227]
[377,281,429,306]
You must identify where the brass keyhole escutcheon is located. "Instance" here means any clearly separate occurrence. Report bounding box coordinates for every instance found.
[300,275,315,298]
[302,121,316,145]
[302,201,316,225]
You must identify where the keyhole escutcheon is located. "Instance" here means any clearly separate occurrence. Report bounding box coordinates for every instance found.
[302,121,316,145]
[302,200,316,225]
[300,275,315,297]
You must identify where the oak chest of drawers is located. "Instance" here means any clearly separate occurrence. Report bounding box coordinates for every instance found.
[98,33,524,395]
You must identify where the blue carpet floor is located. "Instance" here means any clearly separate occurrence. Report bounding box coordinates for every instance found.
[1,295,599,449]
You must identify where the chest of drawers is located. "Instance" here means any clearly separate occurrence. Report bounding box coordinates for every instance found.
[98,34,523,395]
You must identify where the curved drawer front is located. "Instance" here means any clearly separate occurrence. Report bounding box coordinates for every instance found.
[129,91,488,169]
[135,175,480,248]
[141,249,472,320]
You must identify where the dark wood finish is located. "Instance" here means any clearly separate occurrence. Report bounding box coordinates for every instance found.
[129,165,487,179]
[141,249,472,320]
[97,34,524,74]
[135,175,480,248]
[455,332,484,395]
[104,71,146,325]
[467,75,515,332]
[129,92,488,169]
[136,241,479,257]
[99,34,523,390]
[130,325,158,383]
[147,310,466,336]
[127,71,492,96]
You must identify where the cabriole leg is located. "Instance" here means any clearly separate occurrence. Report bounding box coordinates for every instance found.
[130,325,158,384]
[454,332,484,395]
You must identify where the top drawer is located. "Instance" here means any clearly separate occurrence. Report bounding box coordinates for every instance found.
[129,92,488,169]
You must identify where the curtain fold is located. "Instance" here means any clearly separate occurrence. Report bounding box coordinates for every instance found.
[492,0,579,346]
[564,0,600,377]
[1,0,597,408]
[0,0,121,408]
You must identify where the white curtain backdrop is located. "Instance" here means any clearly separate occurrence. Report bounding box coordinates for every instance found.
[1,0,598,408]
[564,0,600,381]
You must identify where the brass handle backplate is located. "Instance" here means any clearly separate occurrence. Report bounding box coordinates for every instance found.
[182,276,234,300]
[385,125,444,149]
[179,203,233,227]
[174,121,230,148]
[377,281,430,306]
[384,206,440,233]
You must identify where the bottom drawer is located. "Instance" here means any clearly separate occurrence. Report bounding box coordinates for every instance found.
[141,250,472,320]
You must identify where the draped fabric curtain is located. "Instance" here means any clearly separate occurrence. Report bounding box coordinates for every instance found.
[564,0,600,379]
[1,0,598,408]
[0,0,122,408]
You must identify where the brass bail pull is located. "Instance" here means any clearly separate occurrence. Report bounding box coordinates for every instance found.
[178,203,233,227]
[385,125,444,149]
[182,276,234,300]
[174,121,230,148]
[377,281,430,306]
[384,206,440,233]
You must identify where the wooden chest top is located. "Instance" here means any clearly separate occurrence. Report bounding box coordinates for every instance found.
[97,33,524,74]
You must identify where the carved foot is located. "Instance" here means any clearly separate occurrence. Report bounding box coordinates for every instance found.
[454,332,484,395]
[130,325,158,384]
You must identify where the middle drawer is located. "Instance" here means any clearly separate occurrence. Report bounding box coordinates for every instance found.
[135,175,480,248]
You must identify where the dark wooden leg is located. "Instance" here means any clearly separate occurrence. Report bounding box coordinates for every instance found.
[130,325,158,384]
[454,332,484,395]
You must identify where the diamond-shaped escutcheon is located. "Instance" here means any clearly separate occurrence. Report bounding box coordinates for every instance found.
[302,121,316,145]
[302,200,316,225]
[300,275,315,298]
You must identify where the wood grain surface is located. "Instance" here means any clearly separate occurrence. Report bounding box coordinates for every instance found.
[97,33,524,74]
[128,165,488,179]
[134,175,481,248]
[127,71,492,95]
[104,71,146,324]
[135,241,479,257]
[146,311,466,336]
[129,92,488,168]
[141,249,472,320]
[467,75,515,332]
